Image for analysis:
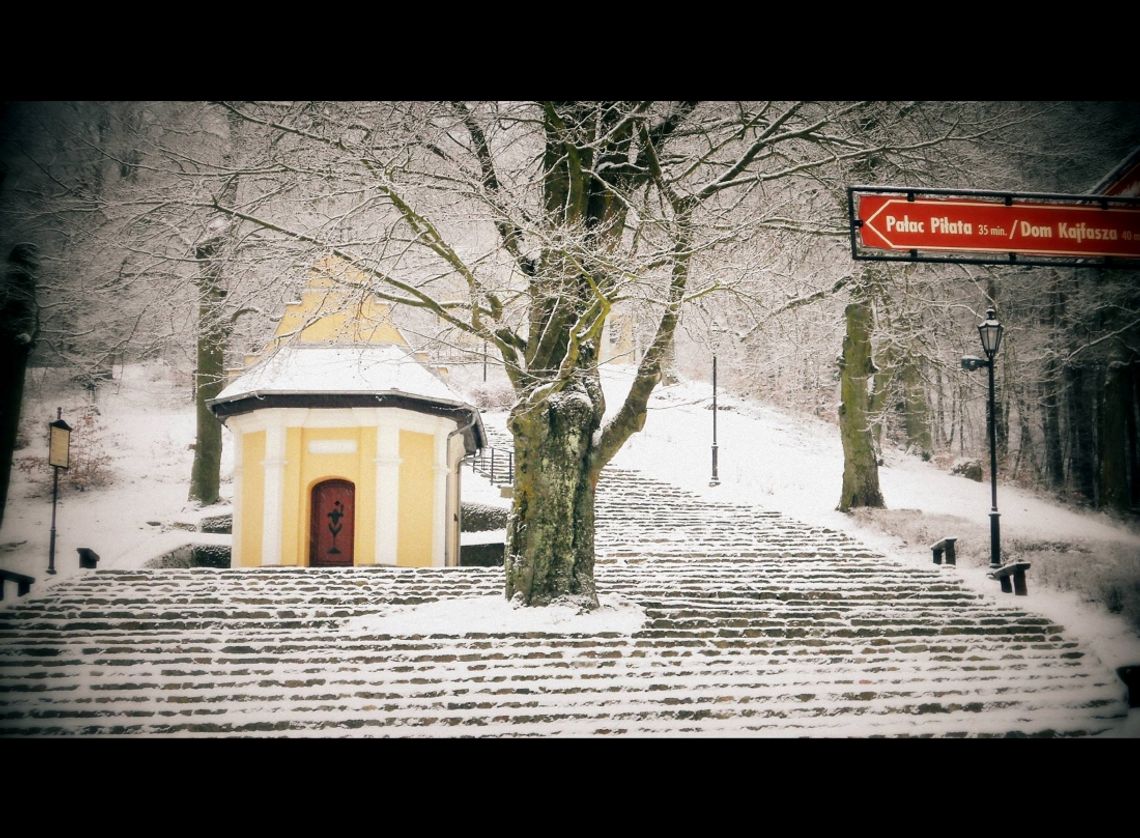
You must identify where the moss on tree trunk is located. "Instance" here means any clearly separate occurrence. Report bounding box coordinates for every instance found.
[505,381,603,609]
[837,296,884,512]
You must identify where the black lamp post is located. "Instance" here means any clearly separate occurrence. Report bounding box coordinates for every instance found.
[962,309,1005,582]
[47,407,72,576]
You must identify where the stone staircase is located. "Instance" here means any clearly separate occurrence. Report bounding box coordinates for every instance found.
[0,467,1127,737]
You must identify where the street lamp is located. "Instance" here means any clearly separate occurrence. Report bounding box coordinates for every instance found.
[47,407,72,576]
[961,308,1005,584]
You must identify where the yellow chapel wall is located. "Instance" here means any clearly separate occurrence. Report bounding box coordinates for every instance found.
[398,429,435,567]
[272,286,409,348]
[230,407,462,569]
[240,430,266,567]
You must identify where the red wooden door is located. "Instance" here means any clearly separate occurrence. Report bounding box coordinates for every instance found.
[310,479,355,567]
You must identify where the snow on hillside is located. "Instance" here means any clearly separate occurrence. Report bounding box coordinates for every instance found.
[0,363,230,590]
[597,366,1139,548]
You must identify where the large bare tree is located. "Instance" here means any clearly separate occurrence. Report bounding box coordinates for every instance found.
[185,101,992,607]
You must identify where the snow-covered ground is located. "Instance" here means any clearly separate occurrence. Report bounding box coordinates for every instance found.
[0,363,231,592]
[2,361,1138,734]
[594,364,1140,684]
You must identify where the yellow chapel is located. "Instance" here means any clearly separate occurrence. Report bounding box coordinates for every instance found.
[209,257,486,569]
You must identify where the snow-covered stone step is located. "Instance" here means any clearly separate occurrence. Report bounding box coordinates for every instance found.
[0,465,1128,737]
[0,650,1105,696]
[1,686,1122,738]
[3,691,1119,737]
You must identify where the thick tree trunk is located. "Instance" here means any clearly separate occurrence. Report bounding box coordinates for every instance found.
[505,382,603,608]
[0,244,38,528]
[837,296,884,511]
[189,111,243,506]
[933,367,947,448]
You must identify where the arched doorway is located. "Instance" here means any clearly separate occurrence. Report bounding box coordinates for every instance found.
[310,479,355,567]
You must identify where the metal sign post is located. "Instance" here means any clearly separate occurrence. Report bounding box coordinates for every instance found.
[710,354,720,487]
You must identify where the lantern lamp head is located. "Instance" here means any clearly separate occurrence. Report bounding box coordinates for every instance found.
[978,308,1004,358]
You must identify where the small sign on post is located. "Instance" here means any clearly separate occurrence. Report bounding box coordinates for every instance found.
[47,408,71,575]
[49,415,72,470]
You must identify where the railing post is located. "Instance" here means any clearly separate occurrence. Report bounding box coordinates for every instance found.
[491,447,496,484]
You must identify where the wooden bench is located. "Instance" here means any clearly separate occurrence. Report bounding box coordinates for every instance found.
[930,537,957,566]
[0,569,35,601]
[988,561,1031,596]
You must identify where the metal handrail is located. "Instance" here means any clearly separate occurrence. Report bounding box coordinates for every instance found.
[467,445,515,486]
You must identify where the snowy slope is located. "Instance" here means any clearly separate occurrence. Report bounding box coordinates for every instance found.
[591,364,1140,683]
[0,364,231,592]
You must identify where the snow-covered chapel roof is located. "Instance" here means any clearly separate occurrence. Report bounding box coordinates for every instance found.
[215,343,460,404]
[209,343,485,449]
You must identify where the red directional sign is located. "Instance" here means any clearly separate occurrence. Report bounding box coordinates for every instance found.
[856,193,1140,259]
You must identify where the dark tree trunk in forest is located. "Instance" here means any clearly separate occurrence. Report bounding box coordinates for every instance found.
[188,116,241,506]
[1131,364,1140,510]
[900,356,932,460]
[0,244,38,527]
[868,345,892,452]
[838,294,883,511]
[1100,362,1133,512]
[1013,383,1037,481]
[1042,279,1066,491]
[933,367,947,448]
[986,278,1007,460]
[1041,358,1066,490]
[188,231,231,505]
[1067,364,1099,504]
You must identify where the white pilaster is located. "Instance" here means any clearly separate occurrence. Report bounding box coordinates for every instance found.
[231,429,243,568]
[375,424,401,565]
[432,430,448,567]
[261,424,286,566]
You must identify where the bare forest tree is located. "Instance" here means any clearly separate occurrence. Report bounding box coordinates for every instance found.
[720,102,1140,517]
[10,101,1135,607]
